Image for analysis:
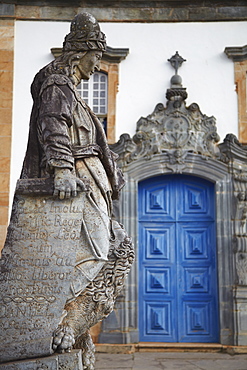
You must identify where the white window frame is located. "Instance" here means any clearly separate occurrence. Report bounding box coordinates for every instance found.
[77,72,108,116]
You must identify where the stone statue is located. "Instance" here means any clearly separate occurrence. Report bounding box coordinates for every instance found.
[0,13,134,370]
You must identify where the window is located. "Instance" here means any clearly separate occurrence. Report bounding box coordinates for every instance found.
[77,72,108,132]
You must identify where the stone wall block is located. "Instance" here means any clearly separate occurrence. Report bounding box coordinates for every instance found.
[0,225,7,253]
[0,50,13,71]
[112,7,153,21]
[0,25,14,49]
[0,157,11,174]
[0,206,8,225]
[0,4,15,17]
[0,68,13,85]
[189,7,218,20]
[78,7,115,21]
[0,123,11,136]
[0,94,12,109]
[155,7,188,21]
[0,136,11,157]
[0,192,9,207]
[40,6,77,20]
[16,5,41,19]
[218,6,247,20]
[0,108,12,124]
[0,172,9,192]
[10,4,247,22]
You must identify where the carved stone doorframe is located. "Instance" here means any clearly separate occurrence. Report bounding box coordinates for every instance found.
[116,153,233,344]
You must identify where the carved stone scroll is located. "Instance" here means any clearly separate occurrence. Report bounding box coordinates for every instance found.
[0,179,86,362]
[233,178,247,286]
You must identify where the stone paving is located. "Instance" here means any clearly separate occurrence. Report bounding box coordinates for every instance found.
[95,351,247,370]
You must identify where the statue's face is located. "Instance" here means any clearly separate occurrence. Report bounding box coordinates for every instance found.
[74,50,102,83]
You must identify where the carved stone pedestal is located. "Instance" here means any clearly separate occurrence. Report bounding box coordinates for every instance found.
[0,349,83,370]
[234,287,247,346]
[0,185,82,362]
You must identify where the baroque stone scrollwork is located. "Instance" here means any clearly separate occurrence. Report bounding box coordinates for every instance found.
[219,134,247,287]
[233,172,247,285]
[111,62,220,173]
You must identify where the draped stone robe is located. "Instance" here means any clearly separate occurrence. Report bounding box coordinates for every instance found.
[21,71,125,302]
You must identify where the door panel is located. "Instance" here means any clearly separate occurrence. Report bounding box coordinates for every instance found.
[177,179,215,221]
[138,175,219,343]
[139,222,177,341]
[139,178,175,222]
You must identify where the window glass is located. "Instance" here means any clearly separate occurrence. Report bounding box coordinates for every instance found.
[77,72,107,114]
[77,72,108,133]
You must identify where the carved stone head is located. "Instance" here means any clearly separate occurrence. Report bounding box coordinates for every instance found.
[63,12,106,53]
[49,13,106,84]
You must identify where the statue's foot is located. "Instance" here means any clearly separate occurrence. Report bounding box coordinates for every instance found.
[75,331,95,370]
[52,325,75,353]
[83,335,95,370]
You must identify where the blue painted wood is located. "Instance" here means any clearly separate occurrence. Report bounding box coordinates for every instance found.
[138,175,219,343]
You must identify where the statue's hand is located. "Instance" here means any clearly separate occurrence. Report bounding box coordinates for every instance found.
[53,168,86,199]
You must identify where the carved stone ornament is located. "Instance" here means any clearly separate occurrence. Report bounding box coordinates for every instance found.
[218,134,247,286]
[229,146,247,285]
[111,53,221,172]
[0,13,134,370]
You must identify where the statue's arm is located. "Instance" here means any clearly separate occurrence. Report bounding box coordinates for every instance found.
[38,83,85,198]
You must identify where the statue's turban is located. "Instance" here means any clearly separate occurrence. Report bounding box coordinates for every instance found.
[63,12,106,53]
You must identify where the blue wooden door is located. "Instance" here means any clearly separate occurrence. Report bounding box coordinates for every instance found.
[138,175,219,342]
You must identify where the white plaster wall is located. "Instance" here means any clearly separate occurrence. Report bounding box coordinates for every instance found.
[12,20,247,201]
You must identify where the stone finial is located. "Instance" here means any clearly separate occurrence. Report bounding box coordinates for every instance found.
[168,51,186,88]
[168,51,186,75]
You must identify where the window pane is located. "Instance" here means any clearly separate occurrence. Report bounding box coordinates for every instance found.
[77,72,108,117]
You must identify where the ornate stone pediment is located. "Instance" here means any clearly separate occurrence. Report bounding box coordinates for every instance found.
[111,52,221,171]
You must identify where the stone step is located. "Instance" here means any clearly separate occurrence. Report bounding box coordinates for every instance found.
[0,350,83,370]
[95,343,247,355]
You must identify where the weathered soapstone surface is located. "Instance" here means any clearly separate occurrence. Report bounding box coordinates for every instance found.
[0,349,83,370]
[0,180,84,363]
[0,13,134,368]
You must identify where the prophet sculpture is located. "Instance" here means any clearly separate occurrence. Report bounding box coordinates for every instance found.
[0,12,134,370]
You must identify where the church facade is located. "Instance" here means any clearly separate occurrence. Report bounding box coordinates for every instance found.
[0,1,247,346]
